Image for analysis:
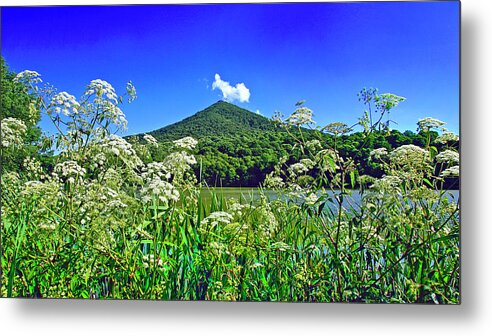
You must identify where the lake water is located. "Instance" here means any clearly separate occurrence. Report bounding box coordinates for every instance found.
[200,187,460,207]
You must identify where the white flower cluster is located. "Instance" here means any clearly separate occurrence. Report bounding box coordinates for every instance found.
[201,211,233,229]
[13,70,42,84]
[369,148,388,161]
[435,150,459,165]
[389,145,429,168]
[100,135,142,167]
[435,132,459,144]
[304,193,319,205]
[264,173,285,189]
[173,136,198,150]
[143,134,158,147]
[142,254,163,269]
[141,162,171,181]
[287,107,314,126]
[288,162,309,176]
[1,117,27,147]
[54,161,86,183]
[49,92,80,116]
[102,101,127,129]
[417,117,446,132]
[305,139,322,151]
[141,178,180,205]
[440,165,459,177]
[23,157,46,180]
[371,175,402,193]
[322,122,350,135]
[164,151,197,174]
[126,81,137,103]
[84,79,118,104]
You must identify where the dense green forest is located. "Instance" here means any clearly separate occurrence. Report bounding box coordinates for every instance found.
[129,101,459,188]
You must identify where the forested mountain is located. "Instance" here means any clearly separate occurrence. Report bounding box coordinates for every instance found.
[146,100,277,141]
[130,101,459,188]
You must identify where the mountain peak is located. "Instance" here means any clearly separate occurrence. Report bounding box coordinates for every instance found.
[142,101,275,142]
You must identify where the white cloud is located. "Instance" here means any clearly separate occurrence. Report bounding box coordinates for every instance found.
[256,109,262,115]
[212,74,250,103]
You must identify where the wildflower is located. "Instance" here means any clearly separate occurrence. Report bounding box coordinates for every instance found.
[141,177,180,206]
[142,162,171,181]
[370,175,401,192]
[1,117,27,147]
[84,79,118,104]
[435,132,459,144]
[54,161,86,180]
[228,201,246,216]
[417,117,446,132]
[13,70,42,84]
[201,211,233,228]
[322,122,350,135]
[288,162,309,176]
[369,148,388,161]
[100,135,142,168]
[126,81,137,103]
[143,134,158,147]
[305,139,322,151]
[286,107,314,126]
[264,173,285,189]
[164,151,197,174]
[440,165,459,177]
[299,158,315,169]
[49,92,80,116]
[435,150,459,165]
[102,101,127,129]
[389,145,430,170]
[304,193,319,205]
[374,93,406,113]
[173,136,198,150]
[142,254,163,268]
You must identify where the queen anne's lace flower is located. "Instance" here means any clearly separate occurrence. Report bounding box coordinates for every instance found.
[173,136,198,150]
[102,101,127,129]
[304,193,319,205]
[142,162,171,181]
[371,175,402,192]
[84,79,118,104]
[322,122,350,135]
[435,132,459,144]
[143,134,158,147]
[13,70,42,84]
[389,145,429,169]
[49,92,80,116]
[100,135,143,168]
[165,151,197,174]
[369,148,388,161]
[287,107,314,126]
[54,161,86,182]
[440,165,459,177]
[288,162,309,176]
[141,178,180,205]
[417,117,446,132]
[201,211,233,229]
[264,174,285,189]
[1,117,27,147]
[435,150,459,165]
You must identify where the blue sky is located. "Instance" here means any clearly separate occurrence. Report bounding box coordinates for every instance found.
[2,2,459,135]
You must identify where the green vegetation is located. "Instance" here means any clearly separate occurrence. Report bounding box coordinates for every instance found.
[130,100,458,189]
[1,69,459,303]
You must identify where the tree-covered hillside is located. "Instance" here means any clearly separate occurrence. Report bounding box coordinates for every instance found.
[130,101,459,188]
